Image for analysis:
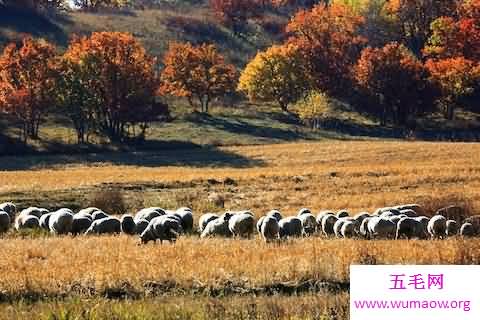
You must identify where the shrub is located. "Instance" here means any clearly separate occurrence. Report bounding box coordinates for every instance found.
[90,189,127,215]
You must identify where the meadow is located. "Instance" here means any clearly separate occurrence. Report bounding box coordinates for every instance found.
[1,140,480,319]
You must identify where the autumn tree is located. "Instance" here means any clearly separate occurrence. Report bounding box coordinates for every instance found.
[354,42,433,126]
[425,57,480,120]
[292,90,332,129]
[0,37,58,141]
[238,43,310,111]
[209,0,261,33]
[286,3,367,96]
[62,32,161,141]
[384,0,458,54]
[160,42,237,113]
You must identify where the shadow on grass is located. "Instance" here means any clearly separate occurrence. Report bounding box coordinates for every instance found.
[0,139,265,171]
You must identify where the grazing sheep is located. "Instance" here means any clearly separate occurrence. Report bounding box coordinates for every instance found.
[49,209,74,235]
[316,210,334,226]
[394,204,424,216]
[359,218,371,239]
[135,219,150,235]
[321,214,338,237]
[427,215,447,239]
[201,212,233,238]
[267,210,282,222]
[367,217,396,239]
[336,210,349,218]
[92,210,109,221]
[297,208,312,216]
[198,213,219,233]
[15,215,40,230]
[353,212,370,223]
[436,205,465,222]
[134,207,166,222]
[278,217,302,238]
[76,212,93,221]
[39,212,53,230]
[299,213,317,236]
[256,216,266,233]
[229,212,255,238]
[71,216,92,235]
[389,215,403,225]
[85,217,121,235]
[121,215,136,235]
[0,202,16,223]
[176,208,194,233]
[260,216,280,242]
[445,220,458,237]
[460,223,475,237]
[140,215,183,244]
[0,211,11,233]
[341,221,356,238]
[464,216,480,234]
[19,207,45,219]
[414,216,430,238]
[396,217,423,240]
[78,207,101,216]
[399,209,418,218]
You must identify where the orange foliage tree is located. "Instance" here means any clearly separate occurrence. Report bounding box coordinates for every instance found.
[62,32,161,141]
[286,3,366,96]
[354,42,433,126]
[0,37,58,141]
[160,42,237,114]
[209,0,261,32]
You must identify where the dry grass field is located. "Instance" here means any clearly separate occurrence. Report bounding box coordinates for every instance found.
[1,140,480,319]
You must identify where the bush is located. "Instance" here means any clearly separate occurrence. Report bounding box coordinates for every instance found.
[90,189,127,215]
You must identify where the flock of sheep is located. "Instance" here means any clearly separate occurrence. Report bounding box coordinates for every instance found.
[1,202,479,243]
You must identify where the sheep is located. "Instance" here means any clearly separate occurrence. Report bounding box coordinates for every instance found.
[92,210,109,221]
[321,214,338,237]
[333,218,354,238]
[0,202,16,223]
[0,211,11,233]
[256,216,266,233]
[393,204,424,216]
[85,217,121,235]
[336,210,349,218]
[445,220,458,237]
[341,221,356,238]
[135,219,150,235]
[414,216,430,238]
[76,212,93,221]
[278,217,302,238]
[260,216,280,242]
[78,207,102,216]
[316,210,334,226]
[427,215,447,239]
[399,209,418,218]
[396,217,423,240]
[135,207,165,222]
[299,213,317,236]
[464,216,480,234]
[201,212,233,238]
[198,213,219,233]
[39,212,53,230]
[176,207,194,233]
[71,216,92,235]
[19,207,45,219]
[15,215,40,230]
[121,215,136,235]
[228,212,255,238]
[359,217,371,239]
[297,208,312,216]
[140,215,183,244]
[49,209,74,235]
[266,210,282,222]
[353,212,370,223]
[460,223,475,237]
[389,215,403,226]
[367,217,396,239]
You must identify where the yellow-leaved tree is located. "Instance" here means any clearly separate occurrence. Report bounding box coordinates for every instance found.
[292,91,332,130]
[237,43,310,112]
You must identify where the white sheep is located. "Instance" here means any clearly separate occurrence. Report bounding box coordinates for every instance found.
[260,216,279,242]
[299,213,317,236]
[399,209,418,218]
[135,207,165,222]
[135,219,150,235]
[140,215,183,244]
[460,223,475,237]
[316,210,334,226]
[341,221,356,238]
[198,213,219,233]
[394,204,424,216]
[396,217,423,240]
[39,213,53,230]
[77,207,102,216]
[85,217,121,235]
[336,210,349,218]
[71,215,92,235]
[445,220,458,237]
[121,215,136,235]
[19,207,45,219]
[15,215,40,230]
[0,211,11,233]
[359,217,371,239]
[201,212,233,238]
[427,215,447,239]
[278,217,302,238]
[414,216,430,238]
[49,209,74,235]
[367,217,396,239]
[297,208,312,216]
[266,210,282,222]
[229,212,255,238]
[0,202,16,223]
[92,210,109,221]
[176,207,194,232]
[256,216,265,233]
[321,214,338,237]
[334,218,353,238]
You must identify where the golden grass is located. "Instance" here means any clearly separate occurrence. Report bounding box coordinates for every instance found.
[0,235,478,298]
[1,141,480,215]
